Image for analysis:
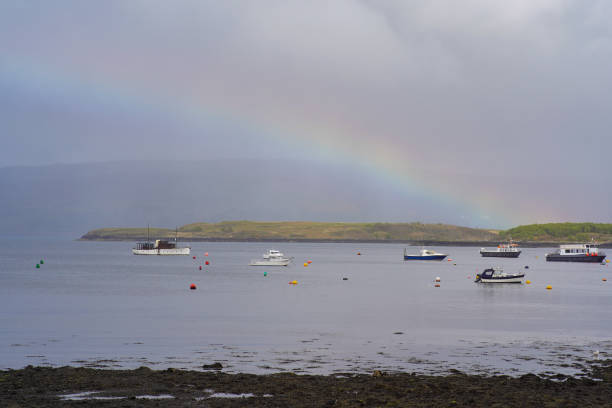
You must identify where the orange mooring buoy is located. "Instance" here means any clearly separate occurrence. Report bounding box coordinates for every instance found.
[190,283,197,290]
[205,252,209,256]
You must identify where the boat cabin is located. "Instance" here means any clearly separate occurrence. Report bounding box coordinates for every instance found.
[135,242,155,250]
[559,244,599,255]
[134,240,177,250]
[497,243,519,252]
[153,240,177,249]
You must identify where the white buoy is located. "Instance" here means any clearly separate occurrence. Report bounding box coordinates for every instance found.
[435,276,441,282]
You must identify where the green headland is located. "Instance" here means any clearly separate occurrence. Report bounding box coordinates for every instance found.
[80,221,612,246]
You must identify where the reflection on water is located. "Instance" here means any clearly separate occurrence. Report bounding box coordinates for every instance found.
[1,237,610,377]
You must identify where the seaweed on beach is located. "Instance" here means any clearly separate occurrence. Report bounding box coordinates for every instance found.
[2,361,612,407]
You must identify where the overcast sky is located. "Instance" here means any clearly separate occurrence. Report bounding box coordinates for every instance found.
[1,1,611,228]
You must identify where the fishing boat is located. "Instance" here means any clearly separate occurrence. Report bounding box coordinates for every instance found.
[474,267,524,283]
[132,226,191,255]
[403,248,447,261]
[546,242,607,262]
[480,240,521,258]
[249,249,292,266]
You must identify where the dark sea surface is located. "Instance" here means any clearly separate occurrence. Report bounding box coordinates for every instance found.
[1,236,610,377]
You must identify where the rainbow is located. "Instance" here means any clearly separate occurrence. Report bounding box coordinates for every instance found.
[1,58,548,228]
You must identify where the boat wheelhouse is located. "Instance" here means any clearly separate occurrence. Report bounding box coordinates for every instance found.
[262,249,286,259]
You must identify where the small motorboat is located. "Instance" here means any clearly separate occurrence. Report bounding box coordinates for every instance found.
[474,267,524,283]
[403,248,447,261]
[250,249,292,266]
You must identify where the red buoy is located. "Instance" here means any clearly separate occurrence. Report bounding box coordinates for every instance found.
[193,256,196,259]
[205,260,210,265]
[205,252,209,256]
[190,283,197,290]
[199,266,202,270]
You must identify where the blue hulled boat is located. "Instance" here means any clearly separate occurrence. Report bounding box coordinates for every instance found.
[403,248,448,261]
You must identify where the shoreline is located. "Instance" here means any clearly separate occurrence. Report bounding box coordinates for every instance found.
[2,362,611,407]
[77,237,612,248]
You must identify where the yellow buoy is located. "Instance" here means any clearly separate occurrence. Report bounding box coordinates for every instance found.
[303,263,308,267]
[607,259,610,263]
[526,280,531,284]
[546,285,552,290]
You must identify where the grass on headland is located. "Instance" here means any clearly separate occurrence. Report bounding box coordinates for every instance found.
[80,221,612,244]
[499,223,612,243]
[81,221,499,242]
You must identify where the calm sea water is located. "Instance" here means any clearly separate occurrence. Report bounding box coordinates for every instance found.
[1,236,610,377]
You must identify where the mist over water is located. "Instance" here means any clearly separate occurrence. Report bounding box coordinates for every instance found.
[0,160,501,234]
[1,236,610,377]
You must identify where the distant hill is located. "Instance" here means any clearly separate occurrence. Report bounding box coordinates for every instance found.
[81,221,612,245]
[499,223,612,243]
[81,221,500,242]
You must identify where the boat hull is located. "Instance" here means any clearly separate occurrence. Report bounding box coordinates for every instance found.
[404,255,447,261]
[132,248,191,255]
[480,251,521,258]
[478,275,524,283]
[249,260,290,266]
[545,254,606,262]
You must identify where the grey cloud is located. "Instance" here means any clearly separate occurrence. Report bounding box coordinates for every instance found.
[1,1,611,226]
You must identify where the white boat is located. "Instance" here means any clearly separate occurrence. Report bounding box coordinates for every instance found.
[480,240,521,258]
[132,227,191,255]
[474,267,524,283]
[250,249,292,266]
[546,242,606,263]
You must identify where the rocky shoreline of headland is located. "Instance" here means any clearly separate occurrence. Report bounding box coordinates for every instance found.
[2,362,612,407]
